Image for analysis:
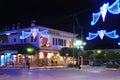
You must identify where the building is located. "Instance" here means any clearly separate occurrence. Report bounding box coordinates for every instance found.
[0,20,78,67]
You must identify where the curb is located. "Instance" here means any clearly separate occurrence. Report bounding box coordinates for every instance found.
[106,68,120,71]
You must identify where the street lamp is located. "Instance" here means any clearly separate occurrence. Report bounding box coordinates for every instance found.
[74,40,86,69]
[97,50,101,54]
[26,48,34,54]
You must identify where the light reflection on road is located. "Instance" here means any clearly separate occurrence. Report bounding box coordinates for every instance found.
[0,68,120,80]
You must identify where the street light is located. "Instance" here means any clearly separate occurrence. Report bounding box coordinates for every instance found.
[74,40,86,69]
[26,48,34,54]
[97,50,101,53]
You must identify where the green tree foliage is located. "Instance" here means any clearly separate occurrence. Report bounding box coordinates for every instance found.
[59,47,68,56]
[60,47,79,58]
[105,51,120,61]
[84,50,94,60]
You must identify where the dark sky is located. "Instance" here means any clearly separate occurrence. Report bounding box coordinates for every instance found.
[0,0,120,49]
[0,0,105,29]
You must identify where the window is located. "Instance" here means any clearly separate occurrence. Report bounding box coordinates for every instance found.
[31,36,37,42]
[53,38,55,45]
[61,39,63,46]
[21,39,26,43]
[64,40,66,46]
[56,38,58,45]
[24,39,26,43]
[13,38,16,42]
[58,39,61,45]
[21,39,23,43]
[58,39,64,46]
[34,37,37,42]
[31,37,33,42]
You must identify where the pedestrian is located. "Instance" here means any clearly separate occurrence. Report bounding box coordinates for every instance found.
[26,58,30,71]
[51,60,54,66]
[12,61,14,67]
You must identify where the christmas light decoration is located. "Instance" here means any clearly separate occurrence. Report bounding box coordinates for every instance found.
[31,28,39,39]
[91,0,120,26]
[107,0,120,14]
[118,42,120,45]
[101,3,109,22]
[20,28,50,40]
[20,30,32,39]
[86,30,119,40]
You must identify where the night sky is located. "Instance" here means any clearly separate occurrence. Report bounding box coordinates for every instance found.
[0,0,120,49]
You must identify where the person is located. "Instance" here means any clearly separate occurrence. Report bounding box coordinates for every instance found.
[51,60,54,66]
[26,58,30,71]
[12,61,14,67]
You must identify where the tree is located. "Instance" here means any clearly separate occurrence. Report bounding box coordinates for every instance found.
[83,50,94,65]
[60,47,68,56]
[105,51,120,63]
[60,47,79,58]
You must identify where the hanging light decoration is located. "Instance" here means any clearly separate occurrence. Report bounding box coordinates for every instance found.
[91,0,120,26]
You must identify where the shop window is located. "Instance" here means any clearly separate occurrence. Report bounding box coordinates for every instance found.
[18,55,23,63]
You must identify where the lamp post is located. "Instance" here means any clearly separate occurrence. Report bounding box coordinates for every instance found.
[74,40,86,69]
[77,51,81,69]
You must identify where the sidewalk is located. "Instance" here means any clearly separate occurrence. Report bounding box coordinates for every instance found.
[55,65,107,72]
[1,64,119,72]
[0,64,67,69]
[81,66,106,72]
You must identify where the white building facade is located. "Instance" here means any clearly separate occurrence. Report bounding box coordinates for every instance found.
[0,21,77,67]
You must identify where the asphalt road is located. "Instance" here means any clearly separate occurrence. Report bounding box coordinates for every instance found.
[0,68,120,80]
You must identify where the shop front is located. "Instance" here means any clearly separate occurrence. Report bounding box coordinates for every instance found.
[36,50,65,66]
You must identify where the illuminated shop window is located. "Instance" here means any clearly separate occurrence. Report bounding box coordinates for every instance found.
[39,52,44,59]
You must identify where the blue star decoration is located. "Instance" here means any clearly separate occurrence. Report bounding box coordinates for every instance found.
[91,0,120,26]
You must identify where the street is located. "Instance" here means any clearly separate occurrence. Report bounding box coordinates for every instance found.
[0,68,120,80]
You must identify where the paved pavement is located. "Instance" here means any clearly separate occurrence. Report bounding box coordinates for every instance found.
[0,66,120,80]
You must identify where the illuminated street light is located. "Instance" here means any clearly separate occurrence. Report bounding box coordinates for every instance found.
[74,40,86,69]
[97,50,101,53]
[26,48,34,54]
[83,42,86,46]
